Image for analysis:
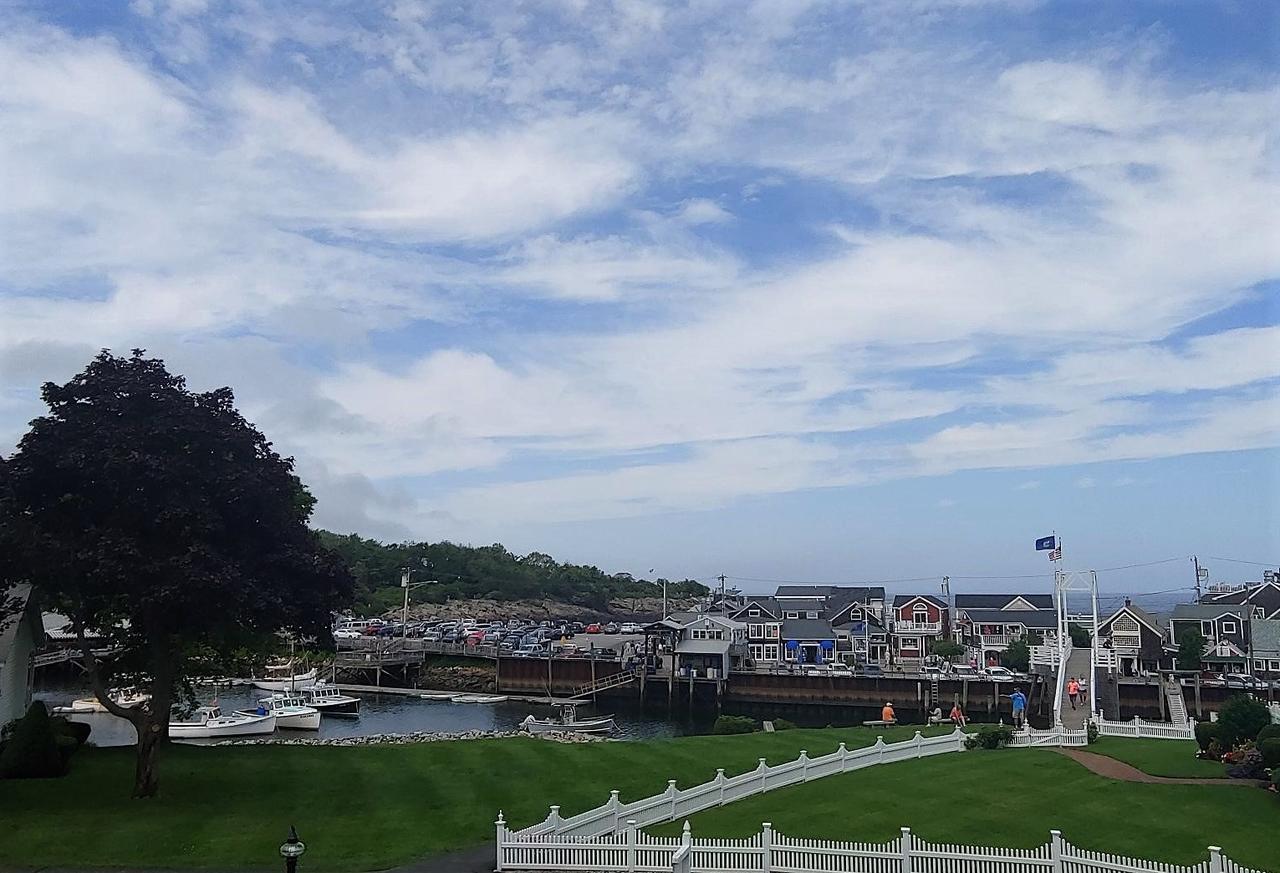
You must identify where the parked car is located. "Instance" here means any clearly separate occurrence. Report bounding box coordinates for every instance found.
[983,666,1017,681]
[619,622,643,634]
[857,664,883,678]
[585,623,602,634]
[949,664,981,678]
[604,622,620,634]
[334,628,363,640]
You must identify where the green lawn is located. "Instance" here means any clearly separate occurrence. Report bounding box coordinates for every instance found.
[1086,736,1227,778]
[0,724,950,871]
[652,750,1278,871]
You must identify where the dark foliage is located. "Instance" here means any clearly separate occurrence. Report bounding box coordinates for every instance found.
[1258,738,1280,770]
[0,703,65,779]
[1194,720,1218,752]
[1067,624,1091,648]
[711,715,757,735]
[963,724,1014,750]
[1001,636,1032,672]
[1255,724,1280,745]
[1216,696,1271,750]
[1176,628,1205,672]
[771,718,798,731]
[321,532,708,615]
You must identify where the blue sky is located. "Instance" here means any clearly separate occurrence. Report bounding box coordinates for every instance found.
[1,0,1277,595]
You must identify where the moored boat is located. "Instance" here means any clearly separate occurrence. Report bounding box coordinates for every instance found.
[170,705,276,740]
[520,702,615,734]
[418,691,456,700]
[451,694,509,704]
[301,681,361,716]
[240,695,321,730]
[250,662,318,692]
[53,688,150,715]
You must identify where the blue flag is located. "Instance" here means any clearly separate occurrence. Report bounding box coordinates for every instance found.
[1035,535,1056,551]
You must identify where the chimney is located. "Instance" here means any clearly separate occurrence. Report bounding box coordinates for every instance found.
[1124,597,1132,608]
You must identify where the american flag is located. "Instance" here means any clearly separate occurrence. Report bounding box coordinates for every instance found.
[1048,547,1062,561]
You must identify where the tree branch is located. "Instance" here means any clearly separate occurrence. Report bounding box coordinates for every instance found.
[75,619,142,724]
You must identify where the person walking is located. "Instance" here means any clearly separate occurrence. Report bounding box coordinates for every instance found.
[1009,687,1027,728]
[1067,676,1080,710]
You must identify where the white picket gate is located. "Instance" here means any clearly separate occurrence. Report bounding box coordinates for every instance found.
[1094,715,1196,741]
[495,822,1265,873]
[1009,725,1089,747]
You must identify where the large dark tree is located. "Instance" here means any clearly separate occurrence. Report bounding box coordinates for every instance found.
[1,351,352,797]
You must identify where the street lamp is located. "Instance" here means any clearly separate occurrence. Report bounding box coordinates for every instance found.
[401,562,439,640]
[279,826,306,873]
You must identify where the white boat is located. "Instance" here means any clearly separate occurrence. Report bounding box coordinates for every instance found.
[419,691,457,701]
[451,694,509,704]
[301,681,361,716]
[250,662,318,692]
[53,688,150,715]
[521,702,615,734]
[170,705,276,739]
[240,695,321,730]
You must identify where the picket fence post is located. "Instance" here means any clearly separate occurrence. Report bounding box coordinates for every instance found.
[761,822,774,873]
[625,820,637,873]
[837,741,848,770]
[668,780,678,818]
[1133,715,1142,737]
[548,805,562,833]
[716,768,726,804]
[494,812,505,873]
[682,820,692,851]
[914,730,923,757]
[1208,846,1224,873]
[899,826,913,873]
[759,757,769,793]
[610,789,621,831]
[1049,829,1063,873]
[800,750,809,780]
[876,735,885,764]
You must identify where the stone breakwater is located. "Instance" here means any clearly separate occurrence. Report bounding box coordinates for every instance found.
[216,729,607,746]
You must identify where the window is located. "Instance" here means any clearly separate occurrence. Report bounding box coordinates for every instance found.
[913,604,929,624]
[806,610,818,620]
[1269,660,1280,671]
[1254,606,1266,619]
[749,608,760,617]
[785,611,799,619]
[749,623,764,638]
[764,644,779,661]
[1255,660,1266,671]
[1200,620,1214,637]
[766,624,780,639]
[750,644,763,662]
[1221,620,1237,634]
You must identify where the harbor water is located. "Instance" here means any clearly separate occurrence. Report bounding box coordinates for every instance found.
[34,679,705,747]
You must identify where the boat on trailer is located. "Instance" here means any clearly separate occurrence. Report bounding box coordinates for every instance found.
[520,702,615,734]
[301,681,361,716]
[170,705,276,740]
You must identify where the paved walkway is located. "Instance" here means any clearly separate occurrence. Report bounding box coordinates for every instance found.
[1055,748,1252,786]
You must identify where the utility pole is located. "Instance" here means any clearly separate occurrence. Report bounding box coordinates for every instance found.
[717,574,727,608]
[941,575,953,642]
[1192,556,1207,601]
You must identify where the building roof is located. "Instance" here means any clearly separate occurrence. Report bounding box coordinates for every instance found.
[732,597,780,620]
[961,608,1058,629]
[1170,603,1250,621]
[1201,582,1279,604]
[777,598,826,613]
[1101,602,1165,635]
[675,638,732,655]
[781,618,835,640]
[1249,620,1280,657]
[893,594,947,608]
[834,617,885,634]
[955,594,1053,610]
[1,585,36,666]
[774,585,885,602]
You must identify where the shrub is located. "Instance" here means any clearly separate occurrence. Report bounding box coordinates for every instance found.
[49,716,91,749]
[1206,739,1224,761]
[712,715,756,735]
[771,718,797,731]
[1194,720,1218,751]
[1086,722,1099,745]
[0,702,66,779]
[1224,745,1267,780]
[1217,696,1271,749]
[1256,724,1280,744]
[963,724,1014,750]
[1258,738,1280,770]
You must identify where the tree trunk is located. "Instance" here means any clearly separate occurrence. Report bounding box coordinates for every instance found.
[133,715,164,798]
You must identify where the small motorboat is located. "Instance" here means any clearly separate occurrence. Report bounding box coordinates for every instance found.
[170,705,276,740]
[520,702,615,734]
[240,695,321,730]
[301,681,361,716]
[451,694,509,704]
[418,691,456,701]
[250,662,318,692]
[53,688,150,715]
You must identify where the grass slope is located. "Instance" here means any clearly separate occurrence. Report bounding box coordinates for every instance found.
[652,750,1277,871]
[0,725,948,871]
[1085,736,1226,778]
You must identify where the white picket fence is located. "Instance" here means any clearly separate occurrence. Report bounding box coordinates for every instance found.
[1009,725,1090,747]
[509,729,969,841]
[495,821,1265,873]
[1094,715,1196,741]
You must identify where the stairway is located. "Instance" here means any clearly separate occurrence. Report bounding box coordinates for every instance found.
[1057,647,1093,729]
[1164,675,1189,724]
[569,668,636,699]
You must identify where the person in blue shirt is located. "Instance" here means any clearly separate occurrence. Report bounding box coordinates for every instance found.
[1009,688,1028,728]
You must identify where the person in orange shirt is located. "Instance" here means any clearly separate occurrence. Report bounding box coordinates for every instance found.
[949,702,966,727]
[1066,677,1080,710]
[882,701,896,723]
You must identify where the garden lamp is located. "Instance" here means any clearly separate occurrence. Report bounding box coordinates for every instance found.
[279,826,306,873]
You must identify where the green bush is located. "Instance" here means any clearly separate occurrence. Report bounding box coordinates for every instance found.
[1086,721,1099,745]
[0,703,66,779]
[1194,720,1218,751]
[712,715,756,735]
[771,718,797,731]
[1258,738,1280,769]
[1256,724,1280,744]
[49,716,91,749]
[963,724,1014,750]
[1216,696,1271,749]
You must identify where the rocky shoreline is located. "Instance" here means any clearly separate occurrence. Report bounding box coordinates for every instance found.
[215,728,608,746]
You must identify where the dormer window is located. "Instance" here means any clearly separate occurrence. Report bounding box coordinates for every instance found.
[806,611,818,620]
[913,604,929,623]
[749,608,760,617]
[785,611,799,619]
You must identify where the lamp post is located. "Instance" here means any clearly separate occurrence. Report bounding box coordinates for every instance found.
[401,560,439,642]
[279,826,306,873]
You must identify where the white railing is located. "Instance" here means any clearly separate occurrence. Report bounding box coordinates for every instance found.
[891,621,942,634]
[495,821,1264,873]
[1053,641,1073,720]
[1031,645,1060,667]
[508,729,968,840]
[1009,725,1089,747]
[1094,715,1195,741]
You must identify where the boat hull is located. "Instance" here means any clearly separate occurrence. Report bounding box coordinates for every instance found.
[521,717,615,734]
[310,698,361,715]
[170,713,277,739]
[275,710,322,730]
[250,668,318,691]
[451,694,509,703]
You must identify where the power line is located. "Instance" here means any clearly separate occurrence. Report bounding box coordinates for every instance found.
[1205,556,1279,568]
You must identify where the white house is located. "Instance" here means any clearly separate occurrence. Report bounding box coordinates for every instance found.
[1,584,40,728]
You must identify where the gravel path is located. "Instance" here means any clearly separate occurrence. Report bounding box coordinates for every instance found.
[1056,748,1252,786]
